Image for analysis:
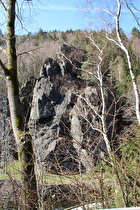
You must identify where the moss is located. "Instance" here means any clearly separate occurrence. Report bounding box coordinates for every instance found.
[18,132,32,163]
[7,48,16,60]
[7,20,12,28]
[8,66,14,71]
[19,131,30,141]
[6,32,12,39]
[5,69,19,95]
[5,67,12,78]
[22,162,28,171]
[9,48,14,56]
[22,188,29,207]
[6,75,12,80]
[14,115,24,129]
[7,71,20,95]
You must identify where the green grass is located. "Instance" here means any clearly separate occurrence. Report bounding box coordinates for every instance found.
[0,160,112,183]
[0,161,21,179]
[0,161,128,207]
[0,161,101,187]
[0,161,86,184]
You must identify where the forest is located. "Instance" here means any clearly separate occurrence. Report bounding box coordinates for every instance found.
[0,0,140,210]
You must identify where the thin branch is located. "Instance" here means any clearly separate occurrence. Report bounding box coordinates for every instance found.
[91,6,115,17]
[87,36,102,54]
[60,50,97,79]
[0,0,7,12]
[130,2,140,12]
[76,93,102,120]
[106,33,120,47]
[60,51,81,69]
[0,59,7,72]
[17,47,42,58]
[0,74,6,80]
[81,112,103,134]
[0,46,7,55]
[124,0,140,27]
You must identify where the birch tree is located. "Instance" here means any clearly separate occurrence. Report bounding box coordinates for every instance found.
[106,0,140,125]
[75,30,139,205]
[81,0,140,124]
[72,31,117,167]
[79,38,112,157]
[0,1,38,209]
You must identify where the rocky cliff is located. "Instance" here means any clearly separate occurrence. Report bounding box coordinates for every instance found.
[20,44,116,173]
[0,44,136,174]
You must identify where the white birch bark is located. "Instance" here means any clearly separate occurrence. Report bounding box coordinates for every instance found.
[107,0,140,124]
[77,35,112,160]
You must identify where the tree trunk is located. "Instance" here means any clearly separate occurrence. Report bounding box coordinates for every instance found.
[115,0,140,124]
[4,0,38,209]
[105,0,140,125]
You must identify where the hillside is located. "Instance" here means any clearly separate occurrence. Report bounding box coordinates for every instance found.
[0,28,140,209]
[0,29,140,91]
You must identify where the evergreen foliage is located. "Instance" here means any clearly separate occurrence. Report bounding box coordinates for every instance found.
[132,27,140,38]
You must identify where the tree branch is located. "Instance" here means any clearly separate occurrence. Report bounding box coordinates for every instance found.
[0,46,7,55]
[91,6,115,17]
[0,59,7,73]
[76,93,102,120]
[17,47,42,58]
[124,0,140,27]
[0,0,8,12]
[0,74,6,80]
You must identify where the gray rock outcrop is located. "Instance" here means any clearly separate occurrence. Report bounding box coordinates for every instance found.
[0,44,136,174]
[26,46,108,173]
[26,44,119,173]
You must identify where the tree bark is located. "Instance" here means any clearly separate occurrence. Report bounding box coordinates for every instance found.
[115,0,140,125]
[106,0,140,125]
[1,0,39,209]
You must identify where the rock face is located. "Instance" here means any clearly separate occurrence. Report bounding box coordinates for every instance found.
[0,44,137,173]
[26,44,116,173]
[0,96,17,161]
[28,45,87,172]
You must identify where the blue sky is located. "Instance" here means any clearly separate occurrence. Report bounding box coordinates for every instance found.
[0,0,140,35]
[35,0,82,31]
[17,0,84,34]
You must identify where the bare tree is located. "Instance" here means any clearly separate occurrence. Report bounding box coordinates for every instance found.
[71,31,129,205]
[106,0,140,125]
[81,0,140,124]
[0,1,38,209]
[77,37,112,159]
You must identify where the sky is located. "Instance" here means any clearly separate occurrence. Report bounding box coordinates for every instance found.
[0,0,140,35]
[25,0,84,33]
